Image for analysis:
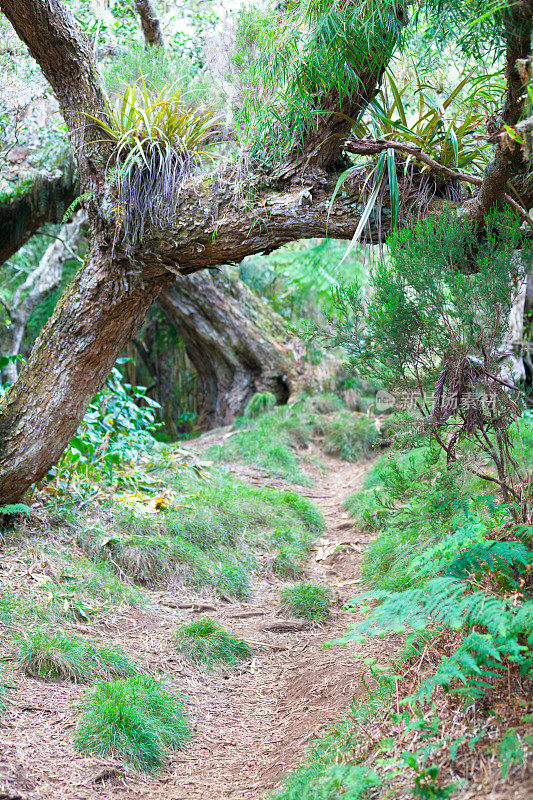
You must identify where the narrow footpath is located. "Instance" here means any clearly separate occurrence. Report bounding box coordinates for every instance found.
[1,453,396,800]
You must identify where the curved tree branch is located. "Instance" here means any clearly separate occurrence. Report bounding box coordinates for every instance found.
[344,136,533,231]
[0,164,78,264]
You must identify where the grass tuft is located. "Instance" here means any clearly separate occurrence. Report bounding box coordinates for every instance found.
[323,413,379,461]
[243,391,277,418]
[174,617,252,669]
[280,583,332,621]
[75,674,190,774]
[14,630,143,684]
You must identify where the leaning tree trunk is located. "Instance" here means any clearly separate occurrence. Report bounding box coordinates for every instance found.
[134,0,165,48]
[158,270,306,427]
[0,236,172,504]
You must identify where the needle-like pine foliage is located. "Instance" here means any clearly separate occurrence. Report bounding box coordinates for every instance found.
[328,208,531,508]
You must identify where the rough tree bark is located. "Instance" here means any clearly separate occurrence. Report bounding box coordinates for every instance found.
[159,271,306,427]
[0,0,529,502]
[0,213,85,382]
[134,0,165,48]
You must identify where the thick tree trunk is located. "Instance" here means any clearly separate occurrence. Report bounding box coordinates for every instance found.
[158,270,306,427]
[0,236,171,503]
[134,0,165,48]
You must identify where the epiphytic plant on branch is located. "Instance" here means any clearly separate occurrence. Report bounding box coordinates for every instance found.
[83,76,220,250]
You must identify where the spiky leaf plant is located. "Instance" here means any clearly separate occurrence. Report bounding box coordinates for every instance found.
[75,674,191,773]
[280,582,332,621]
[13,630,143,683]
[84,76,220,249]
[174,617,252,669]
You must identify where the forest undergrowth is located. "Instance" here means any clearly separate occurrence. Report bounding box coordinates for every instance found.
[2,385,533,799]
[0,387,384,799]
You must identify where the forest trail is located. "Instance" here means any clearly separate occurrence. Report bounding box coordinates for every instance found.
[1,450,397,800]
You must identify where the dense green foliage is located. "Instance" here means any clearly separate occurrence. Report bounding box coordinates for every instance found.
[274,435,533,799]
[53,363,162,487]
[75,675,191,773]
[174,617,252,669]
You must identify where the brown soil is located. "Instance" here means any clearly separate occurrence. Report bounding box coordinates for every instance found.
[0,451,396,800]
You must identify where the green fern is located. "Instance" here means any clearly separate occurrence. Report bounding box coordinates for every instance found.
[61,192,93,222]
[0,504,30,515]
[447,541,532,583]
[337,571,533,701]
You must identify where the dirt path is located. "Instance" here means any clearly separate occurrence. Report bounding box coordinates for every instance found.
[1,453,395,800]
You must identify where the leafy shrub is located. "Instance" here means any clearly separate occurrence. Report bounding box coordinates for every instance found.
[174,617,252,669]
[75,675,191,773]
[13,630,143,684]
[280,583,332,621]
[57,363,162,484]
[243,391,277,418]
[273,761,381,800]
[323,413,379,461]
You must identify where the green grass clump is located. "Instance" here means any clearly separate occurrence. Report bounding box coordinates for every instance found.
[174,617,252,669]
[243,391,277,418]
[323,413,379,461]
[13,630,143,684]
[83,470,324,597]
[280,583,332,621]
[75,674,190,773]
